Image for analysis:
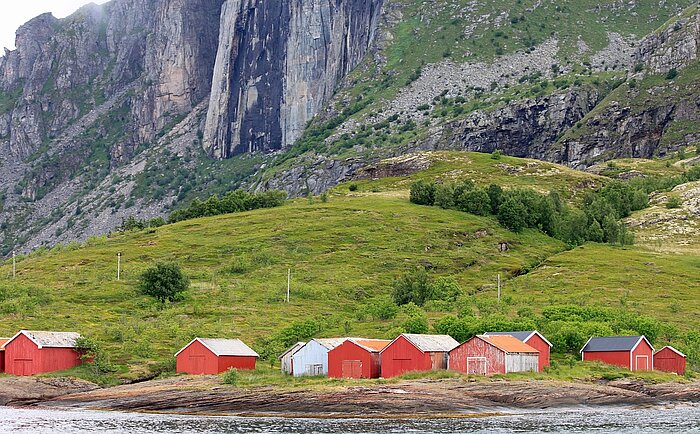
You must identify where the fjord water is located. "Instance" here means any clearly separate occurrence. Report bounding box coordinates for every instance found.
[0,406,699,433]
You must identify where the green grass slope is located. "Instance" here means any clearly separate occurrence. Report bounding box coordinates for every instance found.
[0,194,565,377]
[2,152,699,380]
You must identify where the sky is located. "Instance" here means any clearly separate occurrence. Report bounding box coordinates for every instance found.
[0,1,110,51]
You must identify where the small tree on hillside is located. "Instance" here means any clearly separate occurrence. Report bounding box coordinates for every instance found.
[139,262,190,303]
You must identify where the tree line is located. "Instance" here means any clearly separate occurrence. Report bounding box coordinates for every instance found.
[119,189,287,231]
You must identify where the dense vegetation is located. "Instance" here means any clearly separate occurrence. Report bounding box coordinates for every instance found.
[410,163,700,246]
[119,189,287,231]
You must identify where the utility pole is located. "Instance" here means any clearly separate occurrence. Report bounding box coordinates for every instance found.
[117,252,121,281]
[286,268,291,303]
[497,273,501,302]
[12,250,16,279]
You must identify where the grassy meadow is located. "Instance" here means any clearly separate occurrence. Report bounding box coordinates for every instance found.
[1,151,699,382]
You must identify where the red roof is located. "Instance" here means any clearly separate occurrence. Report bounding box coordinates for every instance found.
[481,335,539,353]
[0,338,9,351]
[351,339,391,352]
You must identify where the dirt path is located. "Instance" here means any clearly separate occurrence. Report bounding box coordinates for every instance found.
[6,376,696,418]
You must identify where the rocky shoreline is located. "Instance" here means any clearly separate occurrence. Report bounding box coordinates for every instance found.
[1,376,699,418]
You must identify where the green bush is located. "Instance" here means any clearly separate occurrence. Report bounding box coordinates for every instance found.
[139,262,190,303]
[223,367,239,385]
[409,180,436,206]
[392,268,435,306]
[666,196,683,209]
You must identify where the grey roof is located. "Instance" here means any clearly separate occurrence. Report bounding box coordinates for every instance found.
[399,334,459,353]
[279,342,306,359]
[176,338,259,357]
[313,338,348,350]
[5,330,81,349]
[484,330,553,347]
[581,336,651,353]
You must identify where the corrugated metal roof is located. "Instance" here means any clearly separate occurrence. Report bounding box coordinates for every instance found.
[176,338,259,357]
[480,335,539,353]
[349,338,391,352]
[6,330,81,348]
[0,338,9,350]
[313,338,347,350]
[484,330,553,348]
[279,342,305,359]
[401,334,459,352]
[581,336,647,352]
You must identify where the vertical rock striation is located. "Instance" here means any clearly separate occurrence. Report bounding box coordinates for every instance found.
[203,0,383,159]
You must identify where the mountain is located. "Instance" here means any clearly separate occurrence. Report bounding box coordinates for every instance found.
[0,0,698,255]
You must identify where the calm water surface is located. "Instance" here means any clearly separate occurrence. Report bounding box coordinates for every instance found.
[0,405,698,433]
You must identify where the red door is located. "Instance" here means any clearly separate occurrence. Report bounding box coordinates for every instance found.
[342,360,362,378]
[15,359,34,376]
[635,355,649,371]
[189,355,206,374]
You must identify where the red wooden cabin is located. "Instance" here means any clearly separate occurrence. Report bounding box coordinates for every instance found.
[0,338,9,373]
[484,330,552,371]
[581,336,654,371]
[450,335,539,375]
[176,338,259,375]
[654,346,686,375]
[328,338,390,379]
[380,334,459,378]
[2,330,82,376]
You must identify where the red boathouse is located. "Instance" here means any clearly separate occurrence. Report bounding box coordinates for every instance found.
[450,335,540,375]
[2,330,82,376]
[176,338,259,375]
[484,330,552,371]
[380,334,459,378]
[580,336,654,371]
[328,338,390,379]
[0,338,9,373]
[654,346,686,375]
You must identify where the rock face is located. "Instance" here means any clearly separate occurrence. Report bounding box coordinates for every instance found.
[424,87,601,160]
[203,0,383,159]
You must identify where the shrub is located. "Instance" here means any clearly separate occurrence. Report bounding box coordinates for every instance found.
[666,196,682,209]
[348,183,358,192]
[392,268,434,306]
[456,188,491,216]
[223,367,239,385]
[409,180,436,206]
[665,68,678,80]
[491,149,503,160]
[367,297,399,320]
[75,336,117,375]
[320,192,329,203]
[139,262,190,303]
[497,197,528,232]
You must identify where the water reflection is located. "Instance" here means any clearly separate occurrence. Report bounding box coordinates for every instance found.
[0,405,698,434]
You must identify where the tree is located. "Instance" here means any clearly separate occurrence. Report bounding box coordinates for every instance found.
[456,188,491,216]
[392,268,434,306]
[487,184,504,214]
[587,220,604,243]
[139,262,190,303]
[497,197,527,232]
[409,180,436,205]
[434,183,455,209]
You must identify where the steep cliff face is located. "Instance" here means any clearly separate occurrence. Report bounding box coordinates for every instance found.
[203,0,383,159]
[555,10,700,168]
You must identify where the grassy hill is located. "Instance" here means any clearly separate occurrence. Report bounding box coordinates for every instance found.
[1,152,699,382]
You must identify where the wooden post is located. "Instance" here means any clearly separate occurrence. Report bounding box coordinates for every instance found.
[287,268,291,303]
[497,273,501,302]
[12,250,16,279]
[117,252,121,281]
